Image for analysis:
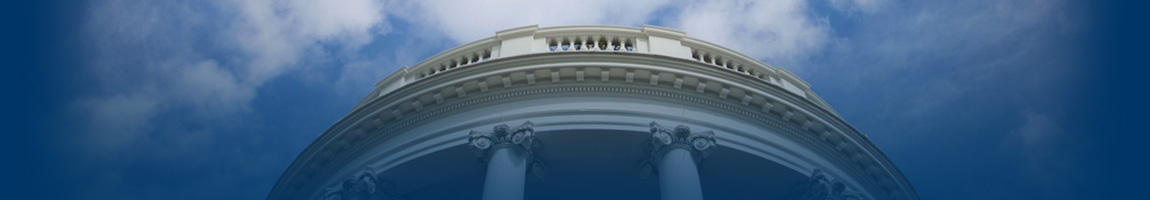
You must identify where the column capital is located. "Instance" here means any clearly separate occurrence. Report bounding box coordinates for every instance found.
[640,122,717,180]
[468,121,539,158]
[646,122,717,161]
[784,169,867,200]
[468,121,545,179]
[322,167,404,200]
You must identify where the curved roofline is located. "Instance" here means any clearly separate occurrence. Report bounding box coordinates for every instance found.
[365,25,829,115]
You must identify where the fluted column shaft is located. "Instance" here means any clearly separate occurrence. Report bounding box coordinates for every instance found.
[481,146,528,200]
[657,146,705,200]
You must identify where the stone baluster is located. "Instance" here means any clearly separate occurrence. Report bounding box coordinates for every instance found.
[581,37,589,51]
[588,36,597,51]
[607,36,615,51]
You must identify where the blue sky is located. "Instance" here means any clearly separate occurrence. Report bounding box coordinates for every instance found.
[5,0,1145,199]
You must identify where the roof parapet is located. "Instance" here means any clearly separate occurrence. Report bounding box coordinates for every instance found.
[365,25,825,110]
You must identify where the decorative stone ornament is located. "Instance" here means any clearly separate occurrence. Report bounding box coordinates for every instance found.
[647,122,717,162]
[784,169,866,200]
[640,122,717,180]
[529,160,547,181]
[468,121,545,179]
[322,167,404,200]
[638,160,658,180]
[469,121,539,161]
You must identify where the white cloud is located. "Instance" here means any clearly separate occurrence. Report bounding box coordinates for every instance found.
[828,0,882,14]
[70,2,391,198]
[76,0,390,155]
[230,0,388,85]
[172,61,254,115]
[390,0,673,43]
[289,0,387,39]
[73,94,159,153]
[674,0,832,67]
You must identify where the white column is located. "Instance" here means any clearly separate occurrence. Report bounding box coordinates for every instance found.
[469,122,539,200]
[657,147,705,200]
[481,146,528,200]
[644,122,716,200]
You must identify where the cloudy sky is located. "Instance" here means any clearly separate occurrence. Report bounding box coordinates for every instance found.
[8,0,1143,199]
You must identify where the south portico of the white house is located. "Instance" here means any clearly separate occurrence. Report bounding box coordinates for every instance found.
[268,25,919,200]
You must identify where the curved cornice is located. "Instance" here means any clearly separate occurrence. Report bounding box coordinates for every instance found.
[269,51,918,200]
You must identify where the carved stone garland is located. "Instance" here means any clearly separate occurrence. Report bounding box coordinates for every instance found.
[322,167,404,200]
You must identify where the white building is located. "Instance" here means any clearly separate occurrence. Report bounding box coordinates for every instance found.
[268,25,919,200]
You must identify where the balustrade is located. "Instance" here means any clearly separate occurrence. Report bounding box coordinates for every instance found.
[417,45,495,79]
[384,25,814,104]
[546,36,636,52]
[688,46,769,80]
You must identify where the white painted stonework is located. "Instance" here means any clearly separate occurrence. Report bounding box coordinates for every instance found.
[269,25,919,200]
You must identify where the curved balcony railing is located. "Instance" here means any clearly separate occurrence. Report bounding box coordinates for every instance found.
[678,37,812,97]
[413,39,499,79]
[371,25,822,110]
